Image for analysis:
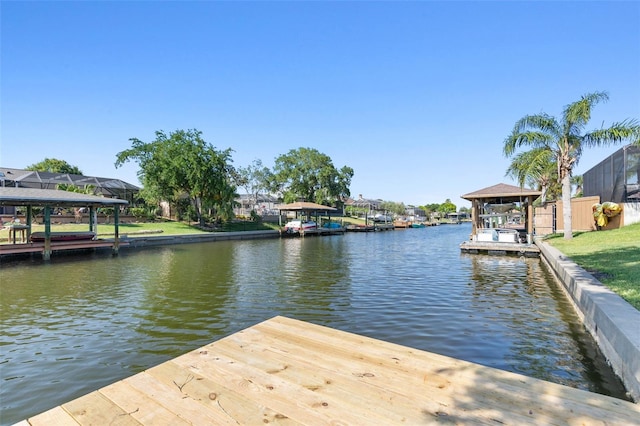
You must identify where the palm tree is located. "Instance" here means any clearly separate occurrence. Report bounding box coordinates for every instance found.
[505,147,558,205]
[571,175,583,197]
[504,91,640,239]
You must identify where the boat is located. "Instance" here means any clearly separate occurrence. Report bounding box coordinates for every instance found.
[411,222,426,228]
[30,231,96,242]
[282,220,317,233]
[372,214,393,223]
[322,222,342,229]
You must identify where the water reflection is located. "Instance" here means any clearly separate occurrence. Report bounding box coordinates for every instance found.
[229,237,353,325]
[0,224,629,425]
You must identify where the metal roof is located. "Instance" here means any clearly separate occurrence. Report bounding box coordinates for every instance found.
[0,187,129,207]
[278,201,337,212]
[461,183,541,201]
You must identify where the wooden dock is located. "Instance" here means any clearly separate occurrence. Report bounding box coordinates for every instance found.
[345,223,395,232]
[19,316,639,425]
[0,239,128,257]
[280,227,346,238]
[460,241,541,257]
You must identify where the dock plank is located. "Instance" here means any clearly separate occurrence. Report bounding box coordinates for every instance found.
[218,319,553,424]
[173,351,380,425]
[252,317,634,422]
[23,316,640,425]
[23,406,77,426]
[147,361,300,425]
[63,391,141,425]
[99,379,191,425]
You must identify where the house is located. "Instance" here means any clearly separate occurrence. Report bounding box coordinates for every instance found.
[583,144,640,203]
[0,167,140,216]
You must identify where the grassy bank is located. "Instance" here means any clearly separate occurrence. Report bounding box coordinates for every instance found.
[545,222,640,310]
[0,220,279,242]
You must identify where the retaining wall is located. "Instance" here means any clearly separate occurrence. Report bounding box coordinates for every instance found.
[123,230,280,248]
[538,240,640,402]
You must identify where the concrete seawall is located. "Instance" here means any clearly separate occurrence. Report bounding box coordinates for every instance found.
[122,230,280,248]
[537,239,640,402]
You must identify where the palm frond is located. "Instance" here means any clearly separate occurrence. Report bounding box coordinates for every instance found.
[503,114,559,157]
[503,131,554,156]
[563,91,609,129]
[505,148,555,187]
[582,118,640,147]
[513,113,559,134]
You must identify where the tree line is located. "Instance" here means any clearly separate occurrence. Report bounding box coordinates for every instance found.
[24,91,639,232]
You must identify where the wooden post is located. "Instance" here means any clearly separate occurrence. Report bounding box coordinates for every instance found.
[113,207,120,255]
[471,200,478,236]
[527,196,534,240]
[89,207,95,233]
[26,205,32,242]
[43,206,51,261]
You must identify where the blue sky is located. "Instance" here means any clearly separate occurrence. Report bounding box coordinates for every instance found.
[2,1,639,208]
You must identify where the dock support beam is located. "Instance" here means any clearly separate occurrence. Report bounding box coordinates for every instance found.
[43,206,52,261]
[113,208,120,255]
[26,205,32,242]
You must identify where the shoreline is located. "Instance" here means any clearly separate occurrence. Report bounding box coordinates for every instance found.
[537,238,640,402]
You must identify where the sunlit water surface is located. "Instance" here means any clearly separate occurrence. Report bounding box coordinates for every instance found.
[0,224,628,424]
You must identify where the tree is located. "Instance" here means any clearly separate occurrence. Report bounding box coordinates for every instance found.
[271,147,354,205]
[505,147,559,204]
[115,129,236,225]
[380,201,406,216]
[504,91,640,239]
[26,158,83,175]
[439,199,457,215]
[236,159,274,215]
[571,175,583,198]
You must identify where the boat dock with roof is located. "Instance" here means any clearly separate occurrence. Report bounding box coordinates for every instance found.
[459,183,542,256]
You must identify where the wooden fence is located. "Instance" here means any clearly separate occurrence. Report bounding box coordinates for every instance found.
[534,196,639,235]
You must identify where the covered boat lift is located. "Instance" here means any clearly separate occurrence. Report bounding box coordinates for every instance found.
[278,201,338,222]
[0,187,128,260]
[277,201,343,236]
[461,183,541,244]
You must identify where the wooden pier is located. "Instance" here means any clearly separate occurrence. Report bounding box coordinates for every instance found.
[0,239,128,258]
[19,316,639,425]
[460,241,541,257]
[280,227,346,238]
[345,223,394,232]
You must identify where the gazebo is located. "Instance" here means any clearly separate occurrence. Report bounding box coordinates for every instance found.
[461,183,541,242]
[0,187,128,260]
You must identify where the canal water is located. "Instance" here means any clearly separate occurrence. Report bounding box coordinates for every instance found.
[0,223,628,424]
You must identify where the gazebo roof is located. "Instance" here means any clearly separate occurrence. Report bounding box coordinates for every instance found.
[278,202,337,212]
[461,183,541,201]
[0,187,129,208]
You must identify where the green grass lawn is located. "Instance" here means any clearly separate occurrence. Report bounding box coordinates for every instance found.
[545,222,640,310]
[0,219,278,241]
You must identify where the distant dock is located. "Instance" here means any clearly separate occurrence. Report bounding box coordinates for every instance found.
[345,223,394,232]
[280,226,346,238]
[460,240,540,256]
[19,316,639,425]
